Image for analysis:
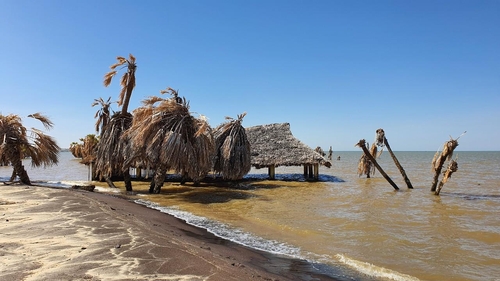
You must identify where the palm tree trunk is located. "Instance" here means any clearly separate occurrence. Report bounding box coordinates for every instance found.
[152,163,167,194]
[431,140,459,192]
[435,160,458,195]
[357,140,399,190]
[384,137,413,189]
[123,168,132,191]
[11,152,31,185]
[105,176,117,189]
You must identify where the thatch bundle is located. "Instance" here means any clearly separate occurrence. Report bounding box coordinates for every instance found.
[213,112,251,180]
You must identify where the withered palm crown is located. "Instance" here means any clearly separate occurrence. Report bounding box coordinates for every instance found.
[213,112,251,180]
[0,113,59,184]
[92,97,114,135]
[103,54,136,114]
[123,88,214,193]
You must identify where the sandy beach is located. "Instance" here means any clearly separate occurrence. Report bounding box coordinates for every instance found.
[0,184,337,281]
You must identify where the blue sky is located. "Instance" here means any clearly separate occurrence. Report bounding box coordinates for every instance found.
[1,1,498,151]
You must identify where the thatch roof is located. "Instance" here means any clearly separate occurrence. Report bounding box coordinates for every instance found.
[246,123,331,169]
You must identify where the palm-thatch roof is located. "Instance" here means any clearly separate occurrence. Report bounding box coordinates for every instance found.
[246,123,331,169]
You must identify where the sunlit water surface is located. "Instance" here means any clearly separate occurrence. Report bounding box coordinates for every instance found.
[1,151,499,281]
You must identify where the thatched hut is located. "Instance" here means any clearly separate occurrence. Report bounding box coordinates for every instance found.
[246,123,331,180]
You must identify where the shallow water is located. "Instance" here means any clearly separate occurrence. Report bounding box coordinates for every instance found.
[2,151,499,280]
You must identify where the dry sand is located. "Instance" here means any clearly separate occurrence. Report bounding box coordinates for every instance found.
[0,184,337,281]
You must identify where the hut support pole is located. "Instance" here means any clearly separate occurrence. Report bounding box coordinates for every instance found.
[268,165,276,180]
[308,165,313,179]
[136,167,142,180]
[384,137,413,189]
[303,165,308,177]
[313,163,319,180]
[356,139,399,190]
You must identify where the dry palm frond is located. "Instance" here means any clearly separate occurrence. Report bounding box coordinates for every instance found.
[124,92,215,191]
[213,112,251,180]
[28,113,54,130]
[103,54,136,112]
[92,97,114,134]
[94,112,132,178]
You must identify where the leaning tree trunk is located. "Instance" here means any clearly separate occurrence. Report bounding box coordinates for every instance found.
[10,149,31,185]
[151,163,168,194]
[384,137,413,189]
[431,139,459,192]
[356,139,399,190]
[435,160,458,195]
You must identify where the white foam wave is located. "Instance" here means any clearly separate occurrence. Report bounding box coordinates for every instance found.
[336,254,420,281]
[134,199,302,258]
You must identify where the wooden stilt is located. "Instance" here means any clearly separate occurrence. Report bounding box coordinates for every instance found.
[268,165,276,180]
[313,163,319,180]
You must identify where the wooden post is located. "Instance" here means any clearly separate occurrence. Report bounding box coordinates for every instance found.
[308,165,313,179]
[384,136,413,189]
[303,165,308,177]
[356,139,399,190]
[313,163,319,180]
[268,165,276,180]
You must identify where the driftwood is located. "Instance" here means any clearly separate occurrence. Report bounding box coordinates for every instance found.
[71,184,96,192]
[434,159,458,195]
[356,139,399,190]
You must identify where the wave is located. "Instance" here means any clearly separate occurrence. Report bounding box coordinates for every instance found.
[336,254,420,281]
[135,198,420,281]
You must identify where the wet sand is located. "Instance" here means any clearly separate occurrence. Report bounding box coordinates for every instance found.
[0,184,338,281]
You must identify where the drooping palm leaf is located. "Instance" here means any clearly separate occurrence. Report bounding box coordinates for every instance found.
[213,112,251,180]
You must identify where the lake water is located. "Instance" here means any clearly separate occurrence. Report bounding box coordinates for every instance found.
[1,151,499,281]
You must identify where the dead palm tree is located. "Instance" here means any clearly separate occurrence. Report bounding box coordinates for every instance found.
[123,88,214,193]
[430,132,465,192]
[69,142,83,158]
[92,97,114,136]
[213,112,251,180]
[357,141,378,178]
[356,139,399,190]
[95,54,136,191]
[0,113,60,185]
[375,128,413,189]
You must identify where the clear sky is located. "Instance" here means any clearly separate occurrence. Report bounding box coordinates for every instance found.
[1,1,498,151]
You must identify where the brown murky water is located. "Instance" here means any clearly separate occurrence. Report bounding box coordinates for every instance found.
[2,151,499,280]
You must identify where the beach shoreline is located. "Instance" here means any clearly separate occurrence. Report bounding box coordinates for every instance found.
[0,184,339,281]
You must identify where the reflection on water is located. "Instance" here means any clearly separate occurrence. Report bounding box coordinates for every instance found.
[1,151,499,281]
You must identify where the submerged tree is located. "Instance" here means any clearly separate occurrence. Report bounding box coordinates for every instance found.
[95,54,136,191]
[123,88,214,193]
[213,112,251,180]
[0,113,59,185]
[430,132,465,193]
